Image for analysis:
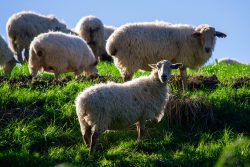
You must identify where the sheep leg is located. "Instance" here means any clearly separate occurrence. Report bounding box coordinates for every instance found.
[100,53,113,62]
[75,75,81,80]
[16,51,24,64]
[122,71,133,81]
[180,67,187,91]
[74,70,82,80]
[83,125,92,147]
[89,131,99,155]
[24,48,29,63]
[54,73,60,80]
[136,120,145,141]
[78,119,91,147]
[3,58,16,75]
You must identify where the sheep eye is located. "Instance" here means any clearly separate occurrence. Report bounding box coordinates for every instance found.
[157,63,162,68]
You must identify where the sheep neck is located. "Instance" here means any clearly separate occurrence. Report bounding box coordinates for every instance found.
[149,69,168,89]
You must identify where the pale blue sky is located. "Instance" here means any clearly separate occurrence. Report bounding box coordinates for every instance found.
[1,0,249,63]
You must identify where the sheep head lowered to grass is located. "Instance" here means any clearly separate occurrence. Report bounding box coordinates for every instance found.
[6,11,75,64]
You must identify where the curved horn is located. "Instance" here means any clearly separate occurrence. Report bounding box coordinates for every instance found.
[215,31,227,38]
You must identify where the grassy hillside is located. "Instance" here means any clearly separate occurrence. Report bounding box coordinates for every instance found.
[0,62,249,167]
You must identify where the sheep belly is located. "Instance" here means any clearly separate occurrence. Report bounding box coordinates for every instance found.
[81,86,145,129]
[108,116,137,130]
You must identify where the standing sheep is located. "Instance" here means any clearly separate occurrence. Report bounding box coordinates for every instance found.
[75,16,114,62]
[0,35,16,75]
[6,11,75,64]
[29,31,98,78]
[106,21,227,89]
[75,60,182,154]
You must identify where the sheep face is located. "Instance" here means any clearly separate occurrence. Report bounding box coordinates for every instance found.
[85,60,98,77]
[149,60,182,83]
[28,49,42,77]
[192,25,216,55]
[192,25,227,55]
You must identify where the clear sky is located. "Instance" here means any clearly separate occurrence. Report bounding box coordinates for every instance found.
[1,0,249,64]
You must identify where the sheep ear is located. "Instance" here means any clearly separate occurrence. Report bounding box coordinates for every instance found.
[148,64,157,69]
[215,31,227,38]
[192,31,201,38]
[170,63,183,69]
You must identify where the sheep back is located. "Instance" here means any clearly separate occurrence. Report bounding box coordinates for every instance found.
[29,31,96,75]
[106,22,211,72]
[6,11,71,54]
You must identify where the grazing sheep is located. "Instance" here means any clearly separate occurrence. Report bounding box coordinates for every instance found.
[106,21,227,89]
[75,16,114,62]
[6,11,74,64]
[29,31,97,78]
[75,60,182,154]
[75,16,104,60]
[0,35,16,75]
[218,57,244,65]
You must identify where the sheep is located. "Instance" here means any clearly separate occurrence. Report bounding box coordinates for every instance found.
[6,11,75,64]
[0,35,17,75]
[28,31,98,79]
[218,57,245,65]
[106,21,227,89]
[75,16,104,60]
[102,25,116,62]
[104,25,116,41]
[75,16,114,62]
[75,60,182,154]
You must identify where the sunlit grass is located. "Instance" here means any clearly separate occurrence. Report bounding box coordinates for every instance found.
[0,62,249,166]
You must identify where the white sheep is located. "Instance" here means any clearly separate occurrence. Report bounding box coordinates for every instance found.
[75,16,104,60]
[75,60,182,154]
[0,35,16,75]
[28,31,98,78]
[106,21,227,89]
[75,16,114,62]
[103,25,116,62]
[6,11,74,64]
[218,57,244,65]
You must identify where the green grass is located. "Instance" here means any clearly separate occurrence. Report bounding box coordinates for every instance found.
[0,62,249,166]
